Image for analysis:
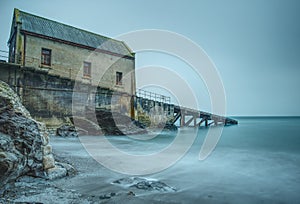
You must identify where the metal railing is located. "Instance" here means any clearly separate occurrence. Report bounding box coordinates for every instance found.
[0,49,41,65]
[0,50,9,62]
[136,89,171,104]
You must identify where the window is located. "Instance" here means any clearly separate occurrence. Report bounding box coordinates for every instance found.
[83,61,91,77]
[41,48,51,66]
[116,71,122,85]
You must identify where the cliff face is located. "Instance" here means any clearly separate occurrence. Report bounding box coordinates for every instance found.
[0,81,67,192]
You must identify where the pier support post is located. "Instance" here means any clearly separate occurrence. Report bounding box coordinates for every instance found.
[180,111,185,127]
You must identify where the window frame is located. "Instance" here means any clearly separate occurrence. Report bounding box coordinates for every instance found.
[116,71,123,85]
[83,61,92,77]
[41,48,52,66]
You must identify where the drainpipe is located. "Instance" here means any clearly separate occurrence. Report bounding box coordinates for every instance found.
[15,9,22,65]
[130,54,136,119]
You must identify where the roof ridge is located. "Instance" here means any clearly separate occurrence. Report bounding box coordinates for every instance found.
[17,8,123,44]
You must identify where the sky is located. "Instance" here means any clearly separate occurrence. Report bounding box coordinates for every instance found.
[0,0,299,116]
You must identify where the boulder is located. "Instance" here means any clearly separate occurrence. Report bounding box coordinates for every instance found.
[55,162,77,176]
[43,154,56,170]
[46,166,67,180]
[0,81,73,192]
[112,177,176,192]
[0,81,46,190]
[56,124,78,137]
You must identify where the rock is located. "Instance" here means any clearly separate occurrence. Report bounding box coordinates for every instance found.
[99,192,117,199]
[112,177,176,193]
[37,121,50,145]
[0,148,19,180]
[42,145,52,155]
[55,162,77,176]
[0,81,76,191]
[133,180,175,192]
[0,80,76,193]
[0,81,31,118]
[46,167,67,180]
[0,81,46,190]
[127,191,135,196]
[56,124,78,137]
[43,154,55,170]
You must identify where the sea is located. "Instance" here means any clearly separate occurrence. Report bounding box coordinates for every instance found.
[52,117,300,203]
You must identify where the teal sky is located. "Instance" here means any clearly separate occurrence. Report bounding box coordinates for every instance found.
[0,0,299,116]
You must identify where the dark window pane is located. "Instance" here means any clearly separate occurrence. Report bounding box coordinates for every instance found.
[83,61,91,77]
[116,72,122,85]
[41,48,51,66]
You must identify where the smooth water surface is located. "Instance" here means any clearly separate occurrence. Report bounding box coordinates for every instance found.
[51,117,300,203]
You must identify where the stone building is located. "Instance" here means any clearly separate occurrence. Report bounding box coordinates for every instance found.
[8,8,136,95]
[1,8,175,128]
[3,8,138,124]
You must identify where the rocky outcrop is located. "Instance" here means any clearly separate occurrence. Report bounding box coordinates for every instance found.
[0,81,44,190]
[0,81,71,192]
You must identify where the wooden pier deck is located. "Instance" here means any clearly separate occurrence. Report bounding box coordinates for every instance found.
[172,105,238,127]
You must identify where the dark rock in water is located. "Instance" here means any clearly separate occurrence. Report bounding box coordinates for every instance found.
[112,177,176,193]
[132,180,176,192]
[56,124,78,137]
[0,81,45,191]
[99,192,116,200]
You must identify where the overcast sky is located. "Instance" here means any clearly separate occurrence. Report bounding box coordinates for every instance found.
[0,0,299,116]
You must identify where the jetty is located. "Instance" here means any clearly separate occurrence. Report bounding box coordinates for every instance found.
[136,89,238,128]
[173,105,238,127]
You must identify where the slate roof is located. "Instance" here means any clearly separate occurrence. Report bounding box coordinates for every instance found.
[12,9,133,56]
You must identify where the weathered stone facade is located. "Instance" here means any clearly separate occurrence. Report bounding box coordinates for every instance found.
[8,8,136,96]
[23,35,136,94]
[0,63,135,126]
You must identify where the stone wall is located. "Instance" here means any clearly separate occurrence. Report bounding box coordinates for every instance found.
[0,63,135,126]
[134,97,175,127]
[24,35,136,95]
[0,63,175,128]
